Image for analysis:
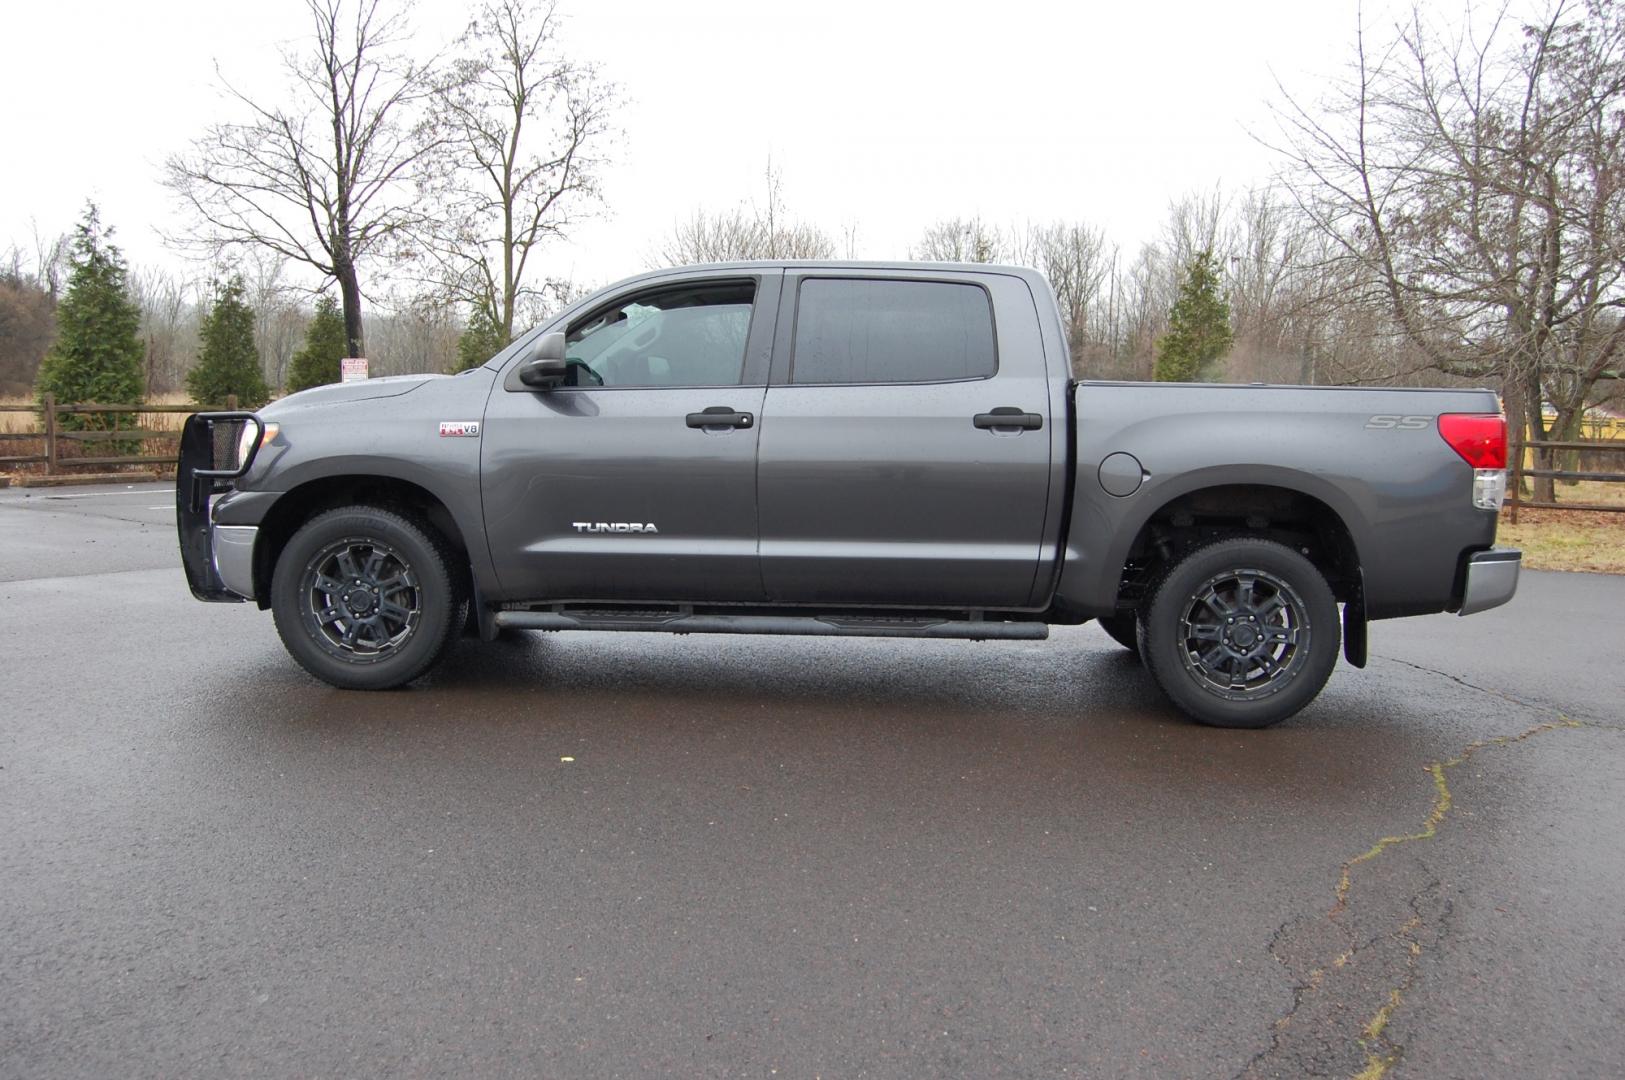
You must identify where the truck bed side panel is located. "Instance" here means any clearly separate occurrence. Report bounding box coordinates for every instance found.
[1054,382,1502,619]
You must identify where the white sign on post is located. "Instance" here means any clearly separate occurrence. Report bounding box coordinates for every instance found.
[341,357,369,383]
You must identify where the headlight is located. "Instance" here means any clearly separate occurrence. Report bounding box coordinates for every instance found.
[237,420,279,469]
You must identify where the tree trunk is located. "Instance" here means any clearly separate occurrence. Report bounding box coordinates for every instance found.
[1522,369,1556,503]
[336,261,365,359]
[501,202,516,344]
[1549,406,1585,487]
[1501,370,1528,497]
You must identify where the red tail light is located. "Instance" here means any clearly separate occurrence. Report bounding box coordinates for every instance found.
[1438,413,1507,469]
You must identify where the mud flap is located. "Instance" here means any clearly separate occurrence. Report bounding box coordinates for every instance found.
[470,581,501,642]
[1342,598,1368,668]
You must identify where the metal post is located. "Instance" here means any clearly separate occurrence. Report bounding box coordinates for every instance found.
[43,393,57,476]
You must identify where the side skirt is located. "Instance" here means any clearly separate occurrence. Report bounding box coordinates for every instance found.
[493,607,1048,641]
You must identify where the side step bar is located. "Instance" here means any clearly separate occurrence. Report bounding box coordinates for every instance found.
[492,609,1049,641]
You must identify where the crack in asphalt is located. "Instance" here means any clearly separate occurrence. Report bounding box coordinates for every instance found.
[1238,716,1622,1080]
[1370,654,1619,726]
[1351,912,1422,1080]
[1371,653,1550,712]
[1332,719,1582,910]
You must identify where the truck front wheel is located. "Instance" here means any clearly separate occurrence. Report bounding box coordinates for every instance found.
[271,506,463,691]
[1138,538,1339,728]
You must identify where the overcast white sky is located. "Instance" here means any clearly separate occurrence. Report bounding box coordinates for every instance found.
[3,0,1407,298]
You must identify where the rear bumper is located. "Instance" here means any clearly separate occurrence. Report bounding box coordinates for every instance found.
[1457,548,1521,616]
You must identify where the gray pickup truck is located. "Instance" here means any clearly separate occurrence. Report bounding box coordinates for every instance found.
[178,261,1519,727]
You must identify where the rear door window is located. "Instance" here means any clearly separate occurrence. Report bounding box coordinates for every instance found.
[791,278,996,384]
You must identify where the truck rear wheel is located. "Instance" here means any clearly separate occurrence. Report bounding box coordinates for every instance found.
[271,506,462,691]
[1138,538,1339,728]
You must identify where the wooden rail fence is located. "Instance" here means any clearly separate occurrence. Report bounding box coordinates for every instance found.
[1508,436,1625,522]
[0,395,237,475]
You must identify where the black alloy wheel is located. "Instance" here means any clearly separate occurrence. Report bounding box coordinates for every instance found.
[301,538,421,660]
[1138,538,1340,728]
[1176,568,1309,700]
[271,507,462,690]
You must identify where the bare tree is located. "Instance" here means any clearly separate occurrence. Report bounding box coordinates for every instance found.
[1162,189,1227,273]
[0,225,72,394]
[1116,243,1173,379]
[0,258,59,395]
[1273,0,1625,499]
[166,0,435,359]
[414,0,615,343]
[26,224,69,297]
[238,253,310,391]
[839,219,863,260]
[1018,221,1113,372]
[911,217,1007,263]
[1223,189,1346,383]
[661,207,759,263]
[129,267,201,394]
[657,161,835,265]
[365,293,461,376]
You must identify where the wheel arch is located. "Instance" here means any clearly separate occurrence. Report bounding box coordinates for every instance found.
[249,474,477,608]
[1096,469,1369,613]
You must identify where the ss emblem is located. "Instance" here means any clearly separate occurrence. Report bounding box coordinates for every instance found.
[1366,414,1431,430]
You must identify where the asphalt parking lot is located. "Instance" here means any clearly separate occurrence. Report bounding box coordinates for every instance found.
[2,482,1621,1079]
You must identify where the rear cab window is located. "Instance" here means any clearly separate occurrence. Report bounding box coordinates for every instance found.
[790,278,997,384]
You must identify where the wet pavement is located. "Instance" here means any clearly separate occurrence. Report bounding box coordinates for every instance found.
[1,483,1621,1078]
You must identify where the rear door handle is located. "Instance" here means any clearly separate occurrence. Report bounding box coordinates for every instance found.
[974,407,1043,431]
[686,406,754,430]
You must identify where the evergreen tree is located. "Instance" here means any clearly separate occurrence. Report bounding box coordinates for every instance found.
[1154,251,1233,382]
[454,306,509,373]
[35,204,145,420]
[286,295,347,392]
[186,276,269,407]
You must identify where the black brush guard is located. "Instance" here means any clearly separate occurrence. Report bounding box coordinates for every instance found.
[176,412,264,602]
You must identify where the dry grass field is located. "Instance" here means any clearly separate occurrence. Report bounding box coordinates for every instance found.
[0,393,195,475]
[0,392,195,433]
[1499,481,1625,574]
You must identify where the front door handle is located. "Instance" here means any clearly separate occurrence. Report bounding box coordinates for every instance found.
[974,407,1042,431]
[686,406,754,430]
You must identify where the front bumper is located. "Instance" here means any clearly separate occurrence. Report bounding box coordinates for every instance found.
[211,525,258,600]
[1458,548,1521,616]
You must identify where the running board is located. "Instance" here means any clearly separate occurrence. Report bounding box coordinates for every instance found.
[492,609,1049,641]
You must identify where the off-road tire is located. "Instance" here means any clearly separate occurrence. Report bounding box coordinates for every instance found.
[271,506,462,690]
[1137,537,1339,728]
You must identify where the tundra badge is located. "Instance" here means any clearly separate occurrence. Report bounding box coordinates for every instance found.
[572,522,659,534]
[439,421,481,437]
